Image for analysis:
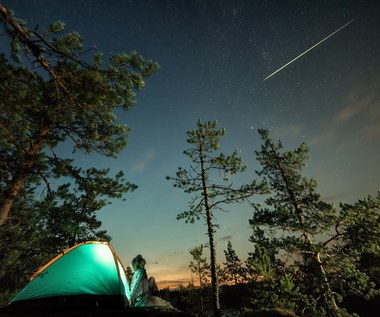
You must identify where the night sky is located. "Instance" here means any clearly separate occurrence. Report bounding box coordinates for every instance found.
[2,0,380,288]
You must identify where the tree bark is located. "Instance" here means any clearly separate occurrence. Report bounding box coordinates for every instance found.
[0,176,25,226]
[200,150,221,317]
[198,260,205,316]
[0,129,48,226]
[0,5,57,79]
[315,252,341,317]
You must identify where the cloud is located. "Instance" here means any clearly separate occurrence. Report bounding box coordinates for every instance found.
[219,234,233,242]
[333,88,380,149]
[311,85,380,147]
[132,149,156,172]
[334,91,378,124]
[333,75,380,128]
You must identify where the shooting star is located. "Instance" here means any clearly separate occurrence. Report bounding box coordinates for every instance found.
[264,18,356,81]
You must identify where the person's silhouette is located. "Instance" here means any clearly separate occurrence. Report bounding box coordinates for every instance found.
[129,254,173,308]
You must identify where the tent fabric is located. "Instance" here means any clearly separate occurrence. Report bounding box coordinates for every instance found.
[10,241,131,305]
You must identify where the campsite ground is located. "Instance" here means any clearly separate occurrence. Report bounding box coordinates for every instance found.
[0,307,302,317]
[0,306,190,317]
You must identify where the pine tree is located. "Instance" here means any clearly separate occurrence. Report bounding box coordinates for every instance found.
[167,120,266,317]
[0,168,135,304]
[189,245,210,315]
[251,129,341,316]
[250,129,379,317]
[0,6,159,226]
[0,186,49,306]
[39,168,134,253]
[329,194,380,305]
[0,5,157,304]
[223,241,246,285]
[246,245,302,312]
[189,245,210,288]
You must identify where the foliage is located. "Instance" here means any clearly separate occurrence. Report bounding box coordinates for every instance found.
[189,245,210,287]
[327,194,380,316]
[0,187,50,307]
[38,167,136,253]
[0,5,157,305]
[188,245,212,316]
[159,284,213,316]
[241,308,300,317]
[246,245,302,312]
[336,193,380,288]
[248,129,379,317]
[167,120,267,317]
[247,245,275,280]
[0,166,135,305]
[223,241,246,285]
[0,6,159,226]
[250,129,339,316]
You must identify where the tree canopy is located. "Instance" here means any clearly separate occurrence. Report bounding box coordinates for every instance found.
[0,5,159,226]
[249,129,379,317]
[0,6,159,304]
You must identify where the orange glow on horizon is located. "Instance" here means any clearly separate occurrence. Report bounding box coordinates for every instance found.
[157,278,192,289]
[147,264,194,290]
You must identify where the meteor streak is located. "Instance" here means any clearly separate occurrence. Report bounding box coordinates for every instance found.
[264,18,356,81]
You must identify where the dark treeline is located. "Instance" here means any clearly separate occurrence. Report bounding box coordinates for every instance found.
[159,283,379,317]
[158,223,379,317]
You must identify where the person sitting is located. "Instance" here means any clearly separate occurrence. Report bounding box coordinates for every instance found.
[129,254,173,308]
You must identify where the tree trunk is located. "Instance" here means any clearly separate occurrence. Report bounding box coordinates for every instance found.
[200,151,221,317]
[316,252,341,317]
[0,129,48,226]
[270,144,342,317]
[0,5,57,80]
[206,208,220,317]
[198,261,205,315]
[0,177,25,226]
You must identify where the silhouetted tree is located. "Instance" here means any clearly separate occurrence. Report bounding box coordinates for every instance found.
[250,129,379,317]
[223,241,246,285]
[246,245,302,312]
[38,168,133,253]
[0,6,157,305]
[189,245,210,287]
[0,5,159,226]
[336,194,380,288]
[0,168,133,304]
[328,194,380,316]
[189,245,210,315]
[167,120,267,317]
[0,186,49,306]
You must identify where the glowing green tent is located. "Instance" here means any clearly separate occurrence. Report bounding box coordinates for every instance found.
[9,241,131,311]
